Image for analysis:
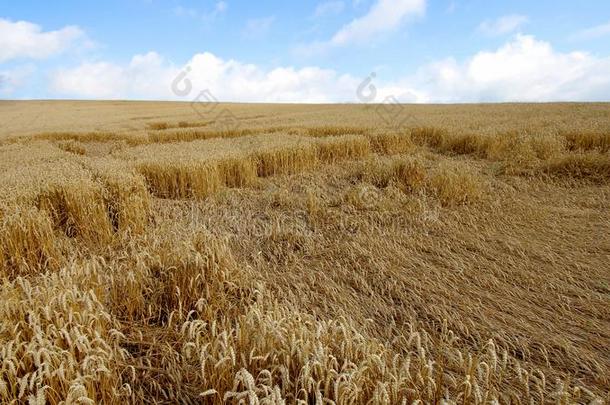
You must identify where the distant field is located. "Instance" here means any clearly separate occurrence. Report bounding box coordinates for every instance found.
[0,101,609,403]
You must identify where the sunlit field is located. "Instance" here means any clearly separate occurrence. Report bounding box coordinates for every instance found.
[0,101,609,403]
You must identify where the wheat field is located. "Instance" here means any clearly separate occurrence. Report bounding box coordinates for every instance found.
[0,101,609,404]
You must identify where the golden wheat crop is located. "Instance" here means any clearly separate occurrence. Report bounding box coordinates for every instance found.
[0,101,608,404]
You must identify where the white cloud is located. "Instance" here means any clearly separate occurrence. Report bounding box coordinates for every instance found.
[446,0,457,14]
[298,0,425,54]
[173,6,199,18]
[0,18,85,63]
[313,1,345,18]
[173,1,227,22]
[330,0,425,46]
[49,35,610,103]
[243,16,275,39]
[411,35,610,102]
[478,14,528,36]
[51,52,178,99]
[215,1,228,14]
[572,20,610,40]
[0,65,35,95]
[50,51,362,102]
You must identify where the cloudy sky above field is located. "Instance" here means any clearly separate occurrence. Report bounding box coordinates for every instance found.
[1,0,610,102]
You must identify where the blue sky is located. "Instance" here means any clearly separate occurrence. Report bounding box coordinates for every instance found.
[1,0,610,102]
